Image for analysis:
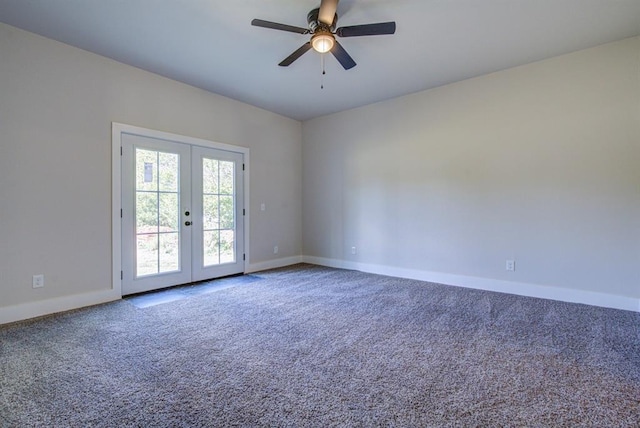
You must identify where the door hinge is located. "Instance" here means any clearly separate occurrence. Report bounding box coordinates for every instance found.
[243,254,246,261]
[242,163,245,171]
[121,270,123,280]
[120,209,123,218]
[243,208,245,216]
[120,146,123,156]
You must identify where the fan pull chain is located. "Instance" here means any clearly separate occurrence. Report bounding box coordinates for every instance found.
[320,53,326,89]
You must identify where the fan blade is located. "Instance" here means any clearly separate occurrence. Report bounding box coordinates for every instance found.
[318,0,339,26]
[251,19,308,34]
[336,21,396,37]
[279,42,313,67]
[331,40,356,70]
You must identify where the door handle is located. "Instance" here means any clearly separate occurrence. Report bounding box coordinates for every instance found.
[185,221,192,226]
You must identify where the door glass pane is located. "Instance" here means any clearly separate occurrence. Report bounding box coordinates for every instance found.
[137,234,158,276]
[159,193,179,231]
[203,230,220,266]
[159,153,179,192]
[219,195,234,229]
[203,158,219,194]
[136,149,158,192]
[136,193,158,233]
[219,161,234,194]
[202,158,235,267]
[203,195,219,230]
[220,229,235,264]
[135,148,180,277]
[159,232,180,272]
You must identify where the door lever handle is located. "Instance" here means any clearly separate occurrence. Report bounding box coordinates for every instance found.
[185,221,192,226]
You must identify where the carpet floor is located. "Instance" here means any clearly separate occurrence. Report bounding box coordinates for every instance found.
[1,264,639,427]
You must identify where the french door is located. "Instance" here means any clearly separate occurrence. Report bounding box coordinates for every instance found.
[121,133,244,295]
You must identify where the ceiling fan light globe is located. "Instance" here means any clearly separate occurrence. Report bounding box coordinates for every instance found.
[312,34,334,53]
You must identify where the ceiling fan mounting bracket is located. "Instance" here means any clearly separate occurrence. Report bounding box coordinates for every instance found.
[307,8,337,33]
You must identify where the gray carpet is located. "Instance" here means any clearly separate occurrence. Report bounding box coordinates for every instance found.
[1,264,639,427]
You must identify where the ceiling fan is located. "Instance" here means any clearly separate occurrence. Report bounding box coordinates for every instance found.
[251,0,396,70]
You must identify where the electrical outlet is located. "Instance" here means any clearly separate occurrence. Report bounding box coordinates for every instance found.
[351,246,357,255]
[32,274,44,288]
[273,245,278,255]
[506,260,515,272]
[260,203,266,211]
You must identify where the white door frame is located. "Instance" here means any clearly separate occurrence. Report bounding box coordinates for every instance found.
[112,122,250,297]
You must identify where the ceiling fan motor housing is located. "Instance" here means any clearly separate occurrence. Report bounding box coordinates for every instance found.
[307,8,337,33]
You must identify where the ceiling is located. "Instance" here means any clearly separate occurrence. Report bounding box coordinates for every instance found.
[1,0,639,121]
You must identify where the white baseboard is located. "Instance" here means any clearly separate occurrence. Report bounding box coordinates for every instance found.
[3,255,637,326]
[0,289,121,325]
[1,255,304,325]
[247,255,303,274]
[303,256,640,313]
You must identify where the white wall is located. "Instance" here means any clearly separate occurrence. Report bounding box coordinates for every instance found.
[0,23,302,320]
[2,22,638,322]
[303,37,640,310]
